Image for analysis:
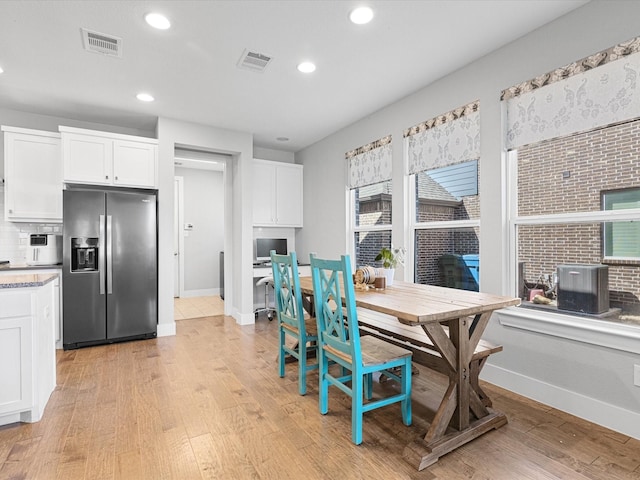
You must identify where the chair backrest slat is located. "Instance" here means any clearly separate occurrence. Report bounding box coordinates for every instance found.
[310,254,362,366]
[271,250,306,335]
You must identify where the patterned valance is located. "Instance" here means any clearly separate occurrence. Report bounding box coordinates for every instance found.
[504,36,640,149]
[405,101,480,175]
[346,135,392,189]
[501,36,640,101]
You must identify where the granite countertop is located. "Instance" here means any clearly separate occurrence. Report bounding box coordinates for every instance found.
[0,263,62,271]
[0,273,59,289]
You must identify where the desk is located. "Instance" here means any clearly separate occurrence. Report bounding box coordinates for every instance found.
[253,264,311,278]
[298,276,520,470]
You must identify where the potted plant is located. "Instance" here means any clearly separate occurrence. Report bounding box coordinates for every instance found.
[374,246,405,286]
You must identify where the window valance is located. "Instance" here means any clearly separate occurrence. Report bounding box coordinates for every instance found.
[504,36,640,150]
[346,135,392,189]
[404,101,480,175]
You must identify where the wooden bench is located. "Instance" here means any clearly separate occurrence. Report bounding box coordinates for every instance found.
[356,307,502,408]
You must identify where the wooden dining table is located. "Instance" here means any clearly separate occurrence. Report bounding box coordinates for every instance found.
[297,276,520,470]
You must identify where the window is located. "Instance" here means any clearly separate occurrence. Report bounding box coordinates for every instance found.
[352,181,392,267]
[346,136,393,268]
[405,101,481,291]
[603,188,640,260]
[509,120,640,315]
[504,36,640,317]
[413,162,480,290]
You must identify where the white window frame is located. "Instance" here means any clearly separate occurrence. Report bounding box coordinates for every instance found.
[347,184,393,271]
[409,170,481,286]
[503,149,640,352]
[506,150,640,298]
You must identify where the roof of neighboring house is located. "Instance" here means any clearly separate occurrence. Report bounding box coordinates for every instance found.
[358,174,461,204]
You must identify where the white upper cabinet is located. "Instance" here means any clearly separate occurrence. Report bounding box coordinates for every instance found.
[252,159,303,227]
[2,126,62,223]
[60,126,157,189]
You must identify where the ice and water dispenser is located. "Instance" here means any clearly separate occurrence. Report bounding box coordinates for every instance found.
[70,238,99,272]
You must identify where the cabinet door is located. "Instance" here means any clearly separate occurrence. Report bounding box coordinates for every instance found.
[252,161,277,225]
[62,133,113,185]
[113,140,157,188]
[4,131,62,222]
[0,294,33,416]
[275,164,303,227]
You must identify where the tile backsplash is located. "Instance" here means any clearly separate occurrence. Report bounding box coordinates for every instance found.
[0,185,62,264]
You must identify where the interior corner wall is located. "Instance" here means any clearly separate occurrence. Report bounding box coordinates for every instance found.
[156,117,254,331]
[295,0,640,439]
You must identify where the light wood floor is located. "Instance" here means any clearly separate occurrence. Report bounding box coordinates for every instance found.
[1,313,639,479]
[174,295,224,320]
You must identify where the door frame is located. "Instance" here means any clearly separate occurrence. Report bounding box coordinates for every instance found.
[174,176,185,298]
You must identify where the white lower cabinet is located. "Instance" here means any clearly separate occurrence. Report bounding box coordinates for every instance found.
[0,279,57,426]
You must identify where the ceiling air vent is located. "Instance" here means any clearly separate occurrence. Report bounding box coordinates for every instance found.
[81,28,122,57]
[237,49,272,73]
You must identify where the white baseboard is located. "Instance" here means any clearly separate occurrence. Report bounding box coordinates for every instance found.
[181,288,219,298]
[233,308,255,325]
[157,321,176,337]
[482,363,640,440]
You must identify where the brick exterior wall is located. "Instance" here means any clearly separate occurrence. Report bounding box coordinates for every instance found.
[517,119,640,313]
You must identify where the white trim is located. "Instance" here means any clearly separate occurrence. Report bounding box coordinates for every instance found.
[496,307,640,355]
[157,321,176,338]
[233,308,255,325]
[174,176,184,298]
[181,288,218,298]
[413,218,480,230]
[482,362,640,441]
[346,186,353,261]
[506,150,519,297]
[353,223,393,233]
[513,208,640,226]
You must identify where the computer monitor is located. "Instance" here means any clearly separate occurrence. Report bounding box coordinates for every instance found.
[255,238,287,261]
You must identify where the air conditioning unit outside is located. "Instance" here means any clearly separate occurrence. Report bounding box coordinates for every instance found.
[557,264,609,314]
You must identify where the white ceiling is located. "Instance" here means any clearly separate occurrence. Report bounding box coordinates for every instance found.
[0,0,589,152]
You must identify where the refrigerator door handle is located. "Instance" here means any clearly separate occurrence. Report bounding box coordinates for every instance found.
[99,214,106,295]
[107,215,113,295]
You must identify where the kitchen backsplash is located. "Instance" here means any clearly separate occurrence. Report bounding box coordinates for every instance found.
[0,185,62,264]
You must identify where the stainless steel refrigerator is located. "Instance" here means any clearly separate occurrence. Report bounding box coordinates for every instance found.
[62,187,157,349]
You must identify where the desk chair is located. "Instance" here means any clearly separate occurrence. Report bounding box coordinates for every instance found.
[270,250,318,395]
[254,276,276,320]
[309,253,412,445]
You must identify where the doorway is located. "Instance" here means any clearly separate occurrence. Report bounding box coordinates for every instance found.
[173,148,228,316]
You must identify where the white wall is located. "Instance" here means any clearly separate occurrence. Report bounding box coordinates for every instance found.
[253,146,295,164]
[175,167,224,295]
[296,1,640,439]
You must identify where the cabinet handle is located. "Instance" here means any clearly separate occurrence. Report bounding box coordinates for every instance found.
[115,176,118,180]
[8,209,12,214]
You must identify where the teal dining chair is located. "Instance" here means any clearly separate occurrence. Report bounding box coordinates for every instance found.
[271,250,318,395]
[309,253,412,445]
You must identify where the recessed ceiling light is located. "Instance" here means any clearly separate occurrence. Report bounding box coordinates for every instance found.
[145,13,171,30]
[297,62,316,73]
[0,66,4,74]
[136,93,154,102]
[349,6,374,25]
[276,137,289,142]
